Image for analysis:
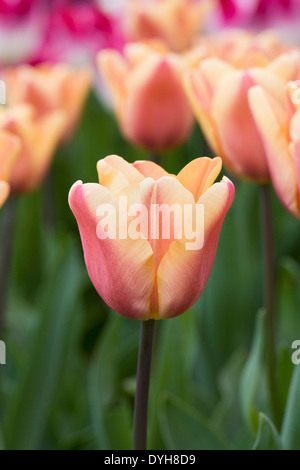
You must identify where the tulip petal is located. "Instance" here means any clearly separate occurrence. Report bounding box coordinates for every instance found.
[0,181,9,208]
[149,176,195,269]
[212,70,269,180]
[97,154,144,193]
[267,52,300,83]
[177,156,222,201]
[123,56,194,151]
[0,131,20,181]
[249,85,299,217]
[183,65,228,156]
[69,181,155,320]
[97,49,128,100]
[156,177,234,319]
[133,160,169,180]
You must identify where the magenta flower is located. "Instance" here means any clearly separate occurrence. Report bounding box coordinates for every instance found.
[0,0,47,64]
[33,1,125,66]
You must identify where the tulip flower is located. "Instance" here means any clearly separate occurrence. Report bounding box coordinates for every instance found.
[33,0,124,65]
[0,130,20,207]
[123,0,212,53]
[69,154,234,320]
[98,43,195,152]
[183,51,300,181]
[192,29,289,69]
[249,81,300,219]
[0,0,47,64]
[0,104,65,194]
[4,63,92,140]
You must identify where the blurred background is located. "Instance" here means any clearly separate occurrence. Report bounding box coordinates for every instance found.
[0,0,300,450]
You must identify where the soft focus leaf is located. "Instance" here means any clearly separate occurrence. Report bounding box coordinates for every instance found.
[5,241,84,449]
[253,413,284,450]
[239,309,265,434]
[281,365,300,450]
[159,392,230,450]
[88,314,132,450]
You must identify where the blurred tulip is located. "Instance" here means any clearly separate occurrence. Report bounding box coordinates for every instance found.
[34,1,124,66]
[69,154,234,320]
[190,29,289,69]
[0,130,20,207]
[249,81,300,218]
[0,0,47,64]
[183,51,300,181]
[213,0,300,43]
[124,0,213,52]
[98,43,194,152]
[0,104,65,194]
[4,63,92,140]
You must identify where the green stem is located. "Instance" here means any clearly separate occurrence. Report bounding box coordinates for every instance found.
[0,197,16,337]
[42,169,55,232]
[259,184,282,428]
[133,319,156,450]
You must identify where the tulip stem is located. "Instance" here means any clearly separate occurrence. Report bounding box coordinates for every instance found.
[43,169,55,231]
[0,197,16,336]
[133,319,156,450]
[259,184,282,429]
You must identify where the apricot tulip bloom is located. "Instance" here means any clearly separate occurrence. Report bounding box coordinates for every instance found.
[124,0,212,52]
[0,130,20,207]
[98,43,194,152]
[249,82,300,219]
[4,63,92,140]
[0,104,65,194]
[69,155,234,320]
[183,51,300,181]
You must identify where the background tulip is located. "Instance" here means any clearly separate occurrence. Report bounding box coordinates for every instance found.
[0,180,9,208]
[4,63,92,140]
[69,155,234,320]
[0,130,20,207]
[213,0,300,43]
[183,51,300,181]
[0,104,65,193]
[123,0,213,52]
[98,43,195,152]
[249,81,300,218]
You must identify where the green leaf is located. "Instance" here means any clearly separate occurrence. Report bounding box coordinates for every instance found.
[277,346,294,413]
[88,314,133,450]
[239,309,265,434]
[253,413,284,450]
[281,364,300,450]
[5,243,84,449]
[148,312,198,449]
[159,392,230,450]
[0,426,4,450]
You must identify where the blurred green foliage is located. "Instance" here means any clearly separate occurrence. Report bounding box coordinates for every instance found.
[0,92,299,450]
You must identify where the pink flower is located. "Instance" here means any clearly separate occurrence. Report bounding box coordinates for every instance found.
[69,155,234,320]
[183,50,300,181]
[213,0,300,43]
[0,0,47,64]
[34,1,125,66]
[98,42,194,152]
[249,80,300,218]
[123,0,213,52]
